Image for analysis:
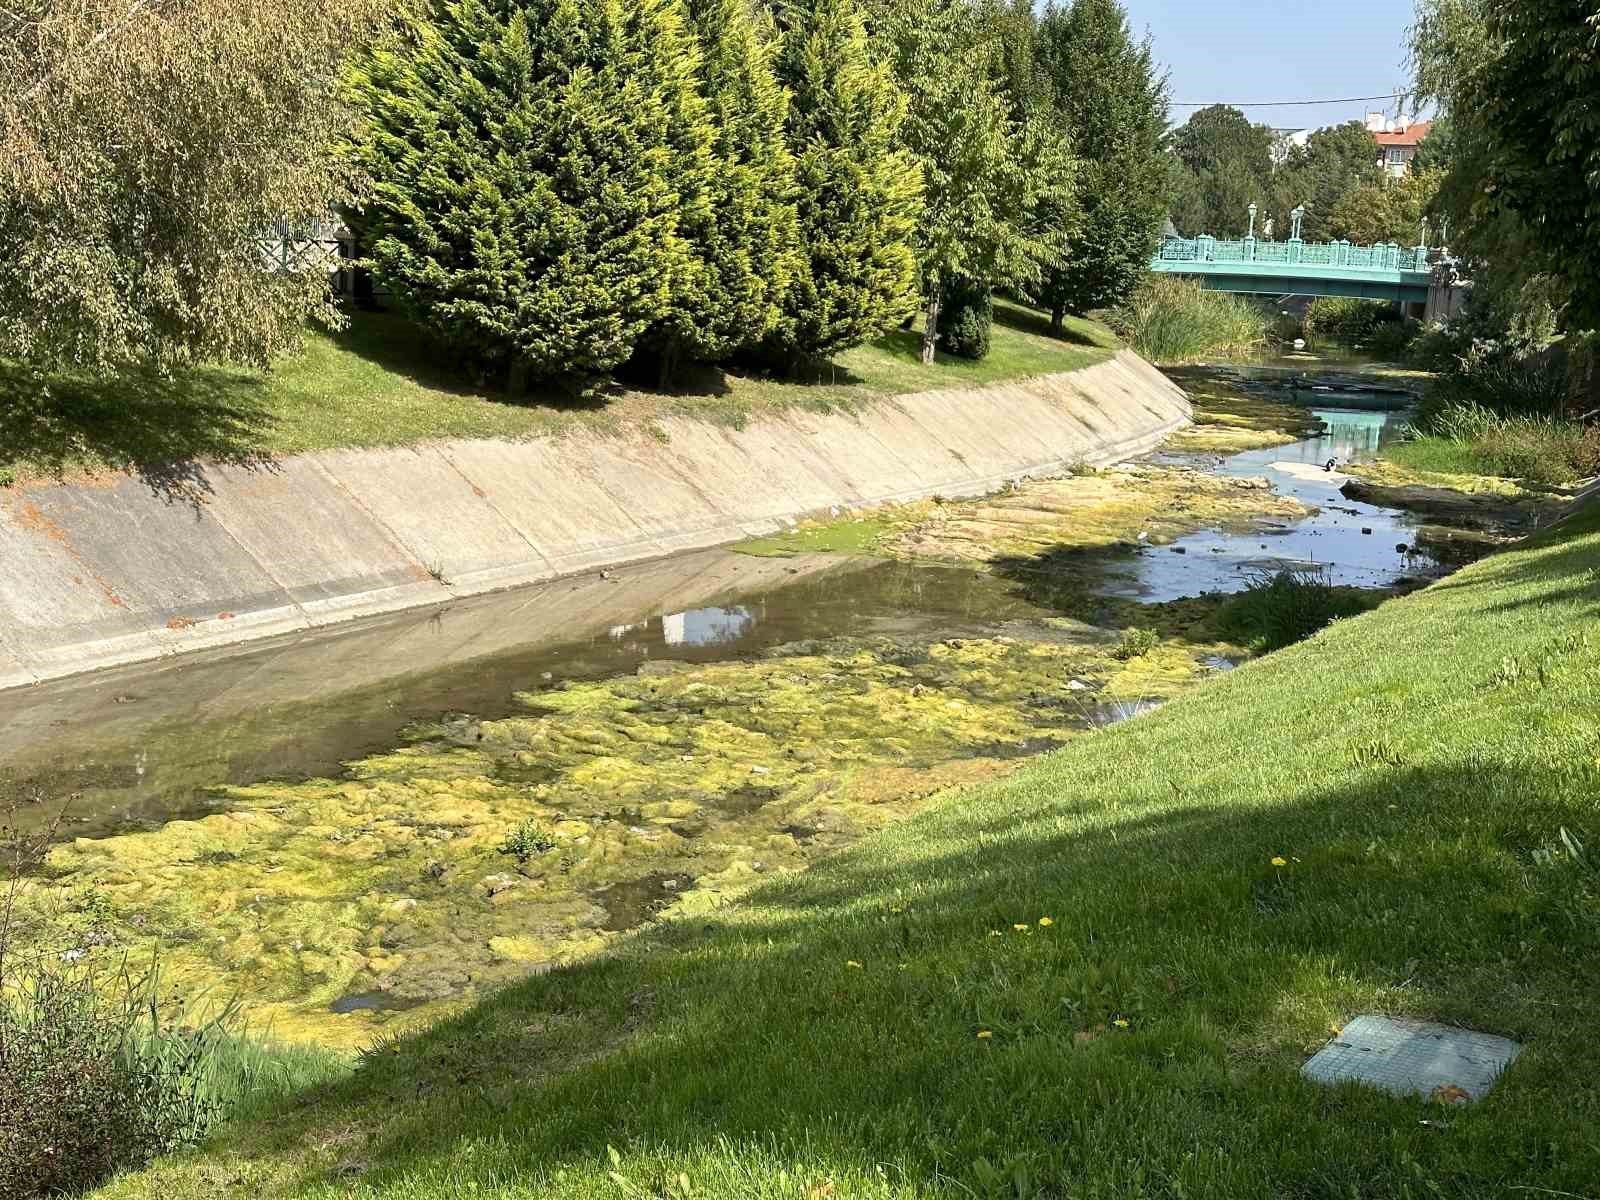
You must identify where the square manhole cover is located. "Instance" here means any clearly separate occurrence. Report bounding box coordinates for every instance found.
[1302,1015,1521,1102]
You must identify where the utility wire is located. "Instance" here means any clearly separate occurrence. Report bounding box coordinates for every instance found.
[1171,93,1403,108]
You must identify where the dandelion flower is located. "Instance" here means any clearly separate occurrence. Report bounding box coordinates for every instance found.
[845,961,862,969]
[977,1030,993,1039]
[1038,917,1054,927]
[1113,1018,1130,1028]
[1270,856,1288,867]
[1013,924,1029,932]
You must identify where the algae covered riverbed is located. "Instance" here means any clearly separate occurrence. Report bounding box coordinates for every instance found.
[0,363,1488,1047]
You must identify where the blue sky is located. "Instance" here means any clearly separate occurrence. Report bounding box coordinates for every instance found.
[1117,0,1418,131]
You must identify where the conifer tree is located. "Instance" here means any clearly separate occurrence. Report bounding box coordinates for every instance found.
[647,0,801,377]
[765,0,923,370]
[1034,0,1169,327]
[346,0,712,390]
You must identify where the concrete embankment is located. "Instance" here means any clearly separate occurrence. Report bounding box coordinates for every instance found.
[0,350,1190,688]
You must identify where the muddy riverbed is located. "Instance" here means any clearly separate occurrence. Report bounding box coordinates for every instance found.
[0,361,1502,1047]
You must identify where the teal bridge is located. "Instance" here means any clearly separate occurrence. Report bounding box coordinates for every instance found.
[1151,234,1436,305]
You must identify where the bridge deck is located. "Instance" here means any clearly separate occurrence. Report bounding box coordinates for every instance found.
[1151,236,1435,303]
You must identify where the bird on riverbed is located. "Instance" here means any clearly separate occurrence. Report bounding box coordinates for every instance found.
[1323,458,1339,472]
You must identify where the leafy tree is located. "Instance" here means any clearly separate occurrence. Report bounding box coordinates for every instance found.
[1276,121,1385,241]
[872,0,1073,363]
[1033,0,1169,325]
[0,0,377,373]
[936,275,993,359]
[1411,0,1600,326]
[1169,105,1275,237]
[348,0,714,391]
[1325,169,1444,247]
[764,0,923,370]
[648,0,801,378]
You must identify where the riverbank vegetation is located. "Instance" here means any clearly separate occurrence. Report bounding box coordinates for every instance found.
[1106,276,1270,364]
[85,467,1600,1200]
[0,300,1115,488]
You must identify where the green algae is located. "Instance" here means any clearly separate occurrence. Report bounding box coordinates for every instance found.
[15,622,1236,1047]
[735,516,893,557]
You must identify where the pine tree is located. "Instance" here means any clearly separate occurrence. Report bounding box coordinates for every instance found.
[764,0,923,370]
[1034,0,1169,326]
[646,0,801,378]
[346,0,711,390]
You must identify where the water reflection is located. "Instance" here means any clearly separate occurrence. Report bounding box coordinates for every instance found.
[662,605,756,648]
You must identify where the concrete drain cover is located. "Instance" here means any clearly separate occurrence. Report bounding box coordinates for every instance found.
[1302,1015,1521,1102]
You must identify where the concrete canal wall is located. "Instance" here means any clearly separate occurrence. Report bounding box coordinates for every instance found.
[0,350,1190,689]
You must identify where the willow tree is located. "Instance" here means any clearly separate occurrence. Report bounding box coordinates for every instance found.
[874,0,1073,363]
[348,0,714,389]
[0,0,376,373]
[765,0,923,370]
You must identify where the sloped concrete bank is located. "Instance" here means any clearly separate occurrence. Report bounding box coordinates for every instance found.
[0,350,1190,689]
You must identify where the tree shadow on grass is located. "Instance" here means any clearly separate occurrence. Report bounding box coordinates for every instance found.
[216,756,1600,1198]
[0,361,279,506]
[993,299,1103,348]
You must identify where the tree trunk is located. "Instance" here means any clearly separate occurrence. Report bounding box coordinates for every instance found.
[921,284,941,367]
[1051,304,1065,335]
[507,357,531,398]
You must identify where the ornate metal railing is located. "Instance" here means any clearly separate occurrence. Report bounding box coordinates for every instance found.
[1155,235,1433,274]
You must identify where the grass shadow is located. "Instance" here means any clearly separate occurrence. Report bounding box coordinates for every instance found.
[0,362,279,505]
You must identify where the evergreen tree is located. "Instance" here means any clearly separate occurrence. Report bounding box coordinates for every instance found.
[1033,0,1169,326]
[1275,121,1384,242]
[765,0,923,370]
[936,275,994,359]
[1169,104,1275,237]
[347,0,712,390]
[647,0,801,377]
[873,0,1074,364]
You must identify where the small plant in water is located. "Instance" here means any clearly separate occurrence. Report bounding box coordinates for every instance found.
[499,819,556,863]
[1111,627,1160,661]
[1217,567,1373,654]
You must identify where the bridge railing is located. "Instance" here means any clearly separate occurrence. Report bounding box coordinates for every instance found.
[1156,235,1432,273]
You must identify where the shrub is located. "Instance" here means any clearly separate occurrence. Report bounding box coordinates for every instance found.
[499,818,556,863]
[936,277,993,360]
[1406,401,1600,485]
[1111,627,1160,660]
[1217,568,1374,654]
[1303,297,1418,356]
[1107,276,1269,363]
[0,808,246,1198]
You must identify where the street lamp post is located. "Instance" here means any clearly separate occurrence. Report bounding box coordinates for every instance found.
[1245,202,1258,259]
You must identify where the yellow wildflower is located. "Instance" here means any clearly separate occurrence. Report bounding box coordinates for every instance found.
[1270,856,1288,867]
[988,930,1002,938]
[977,1030,993,1039]
[1038,917,1054,927]
[1013,924,1029,932]
[1113,1018,1131,1029]
[845,961,862,969]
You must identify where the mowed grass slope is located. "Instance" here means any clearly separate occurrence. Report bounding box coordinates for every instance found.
[100,510,1600,1200]
[0,301,1114,487]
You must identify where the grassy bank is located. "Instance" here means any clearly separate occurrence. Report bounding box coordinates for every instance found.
[0,301,1115,488]
[95,504,1600,1196]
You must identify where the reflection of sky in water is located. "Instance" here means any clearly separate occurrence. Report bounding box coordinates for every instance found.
[661,606,756,647]
[1107,408,1432,601]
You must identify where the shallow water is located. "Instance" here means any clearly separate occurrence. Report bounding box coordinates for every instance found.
[0,357,1456,1043]
[1117,400,1432,600]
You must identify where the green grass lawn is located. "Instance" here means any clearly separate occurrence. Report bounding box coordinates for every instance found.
[0,301,1115,487]
[96,505,1600,1198]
